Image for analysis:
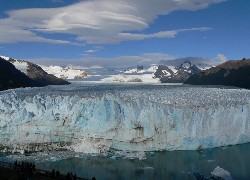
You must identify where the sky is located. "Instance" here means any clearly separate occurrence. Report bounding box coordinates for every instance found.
[0,0,249,67]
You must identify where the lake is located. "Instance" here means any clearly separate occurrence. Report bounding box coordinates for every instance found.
[1,143,250,180]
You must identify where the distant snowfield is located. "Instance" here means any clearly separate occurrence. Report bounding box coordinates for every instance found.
[0,84,249,155]
[100,74,160,83]
[81,65,161,83]
[40,65,88,80]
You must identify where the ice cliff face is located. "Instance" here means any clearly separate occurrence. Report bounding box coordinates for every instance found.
[0,84,249,154]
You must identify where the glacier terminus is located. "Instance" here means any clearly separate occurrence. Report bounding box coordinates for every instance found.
[0,84,249,155]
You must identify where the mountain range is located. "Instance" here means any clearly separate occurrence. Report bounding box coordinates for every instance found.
[0,55,217,86]
[1,54,249,90]
[85,57,215,83]
[154,61,202,83]
[184,58,250,89]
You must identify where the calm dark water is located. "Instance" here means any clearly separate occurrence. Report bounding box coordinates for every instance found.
[1,145,250,180]
[23,143,250,180]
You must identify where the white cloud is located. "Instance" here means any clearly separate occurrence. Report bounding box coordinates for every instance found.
[216,54,228,63]
[85,50,96,53]
[0,0,225,44]
[0,19,83,45]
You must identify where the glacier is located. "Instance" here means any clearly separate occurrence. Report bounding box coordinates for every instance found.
[0,84,249,154]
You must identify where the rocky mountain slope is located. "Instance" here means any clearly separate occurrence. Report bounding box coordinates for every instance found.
[184,58,250,89]
[0,57,37,91]
[0,55,70,91]
[1,55,70,86]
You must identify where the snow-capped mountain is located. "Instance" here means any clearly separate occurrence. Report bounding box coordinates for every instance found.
[84,57,215,83]
[1,55,216,84]
[0,57,37,91]
[0,55,70,87]
[154,61,202,83]
[40,65,88,80]
[159,57,216,70]
[0,55,87,80]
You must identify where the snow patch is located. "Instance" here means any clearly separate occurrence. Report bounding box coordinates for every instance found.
[168,66,178,73]
[12,61,28,74]
[40,65,88,79]
[101,74,160,83]
[162,70,171,76]
[0,55,10,61]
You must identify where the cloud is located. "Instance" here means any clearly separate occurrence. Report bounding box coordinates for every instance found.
[216,54,228,63]
[85,50,97,53]
[76,27,211,44]
[0,0,225,44]
[28,53,175,67]
[0,18,83,45]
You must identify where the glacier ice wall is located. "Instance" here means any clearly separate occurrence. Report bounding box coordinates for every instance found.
[0,84,250,153]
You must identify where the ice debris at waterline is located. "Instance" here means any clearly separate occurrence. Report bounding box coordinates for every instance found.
[0,84,249,154]
[211,166,233,180]
[193,166,233,180]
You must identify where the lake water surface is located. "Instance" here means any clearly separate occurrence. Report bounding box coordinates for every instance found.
[1,143,250,180]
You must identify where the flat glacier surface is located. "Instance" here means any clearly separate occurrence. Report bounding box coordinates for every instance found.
[0,83,249,153]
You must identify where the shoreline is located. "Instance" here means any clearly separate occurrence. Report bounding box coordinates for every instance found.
[0,160,90,180]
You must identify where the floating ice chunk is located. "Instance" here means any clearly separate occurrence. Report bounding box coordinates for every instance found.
[211,166,233,180]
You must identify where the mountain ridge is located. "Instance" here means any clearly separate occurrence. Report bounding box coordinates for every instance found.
[0,57,37,91]
[154,60,203,83]
[0,56,70,91]
[184,58,250,89]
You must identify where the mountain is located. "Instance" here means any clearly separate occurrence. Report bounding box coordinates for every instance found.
[40,65,88,80]
[0,57,37,91]
[159,57,217,70]
[1,55,70,86]
[98,65,160,83]
[78,57,215,83]
[184,58,250,89]
[154,59,211,83]
[0,55,70,91]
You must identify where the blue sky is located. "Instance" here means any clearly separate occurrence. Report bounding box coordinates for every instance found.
[0,0,249,67]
